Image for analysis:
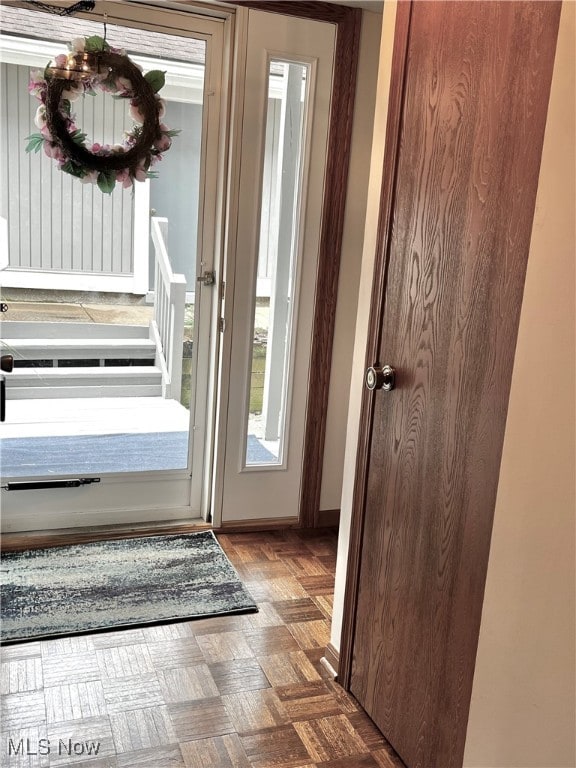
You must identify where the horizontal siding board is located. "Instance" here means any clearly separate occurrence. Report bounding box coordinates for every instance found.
[0,61,135,281]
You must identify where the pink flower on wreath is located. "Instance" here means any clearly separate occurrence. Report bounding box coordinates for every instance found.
[28,70,46,99]
[154,133,171,152]
[91,143,111,155]
[34,105,47,129]
[115,168,133,189]
[129,100,145,124]
[43,141,64,162]
[133,160,148,182]
[115,76,133,95]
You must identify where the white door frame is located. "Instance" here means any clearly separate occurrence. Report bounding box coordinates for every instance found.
[211,9,336,527]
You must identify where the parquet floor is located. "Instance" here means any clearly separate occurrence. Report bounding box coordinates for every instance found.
[0,528,404,768]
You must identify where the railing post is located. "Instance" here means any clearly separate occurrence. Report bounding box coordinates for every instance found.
[150,217,187,401]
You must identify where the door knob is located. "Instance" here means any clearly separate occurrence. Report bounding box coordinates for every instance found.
[365,364,396,391]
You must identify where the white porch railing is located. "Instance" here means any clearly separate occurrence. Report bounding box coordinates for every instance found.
[150,217,187,400]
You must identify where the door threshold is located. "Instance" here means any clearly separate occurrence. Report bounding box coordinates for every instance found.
[1,517,210,552]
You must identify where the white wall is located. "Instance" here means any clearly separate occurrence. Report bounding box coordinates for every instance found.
[463,3,576,766]
[330,0,397,647]
[319,9,382,512]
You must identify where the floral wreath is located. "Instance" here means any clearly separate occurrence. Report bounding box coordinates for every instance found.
[26,35,179,193]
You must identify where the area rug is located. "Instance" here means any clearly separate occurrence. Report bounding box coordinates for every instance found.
[0,531,258,644]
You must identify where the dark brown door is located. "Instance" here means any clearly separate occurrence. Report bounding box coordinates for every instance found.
[346,2,561,768]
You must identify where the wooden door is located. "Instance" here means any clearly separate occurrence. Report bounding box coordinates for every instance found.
[345,2,561,768]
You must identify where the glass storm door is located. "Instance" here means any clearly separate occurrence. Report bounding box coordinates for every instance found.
[0,2,226,531]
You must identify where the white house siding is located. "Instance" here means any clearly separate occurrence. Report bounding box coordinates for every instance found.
[0,62,135,278]
[149,100,202,291]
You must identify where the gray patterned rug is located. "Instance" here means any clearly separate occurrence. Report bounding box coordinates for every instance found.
[0,531,257,644]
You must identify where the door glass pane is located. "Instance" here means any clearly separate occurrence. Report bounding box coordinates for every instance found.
[0,8,206,479]
[245,60,308,466]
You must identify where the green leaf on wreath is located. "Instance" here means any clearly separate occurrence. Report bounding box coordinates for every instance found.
[144,70,166,94]
[97,170,116,194]
[69,129,87,147]
[25,134,45,153]
[61,160,87,179]
[84,35,110,53]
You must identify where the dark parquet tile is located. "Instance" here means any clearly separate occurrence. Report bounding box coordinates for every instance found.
[208,658,271,696]
[167,698,234,742]
[179,733,250,767]
[0,528,404,768]
[239,724,312,768]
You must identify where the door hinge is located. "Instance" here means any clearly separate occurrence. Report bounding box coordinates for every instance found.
[219,317,225,333]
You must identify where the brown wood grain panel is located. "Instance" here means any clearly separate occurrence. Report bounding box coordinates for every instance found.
[223,1,352,24]
[108,707,176,753]
[272,598,326,624]
[293,715,368,762]
[338,0,413,689]
[300,5,362,528]
[258,651,322,687]
[222,688,290,734]
[1,521,212,552]
[117,745,185,768]
[239,723,311,768]
[208,658,271,696]
[275,680,342,722]
[157,665,219,703]
[180,734,250,768]
[168,698,235,742]
[102,675,164,714]
[46,680,106,722]
[347,2,561,767]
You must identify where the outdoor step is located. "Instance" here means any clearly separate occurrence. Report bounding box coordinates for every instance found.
[5,366,163,399]
[6,384,163,399]
[6,366,162,386]
[3,338,157,361]
[1,321,150,340]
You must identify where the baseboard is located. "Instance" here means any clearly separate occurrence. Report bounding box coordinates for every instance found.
[1,518,210,552]
[216,516,300,533]
[321,642,340,679]
[315,509,340,528]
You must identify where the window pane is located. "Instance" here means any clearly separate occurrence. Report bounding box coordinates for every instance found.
[246,60,308,466]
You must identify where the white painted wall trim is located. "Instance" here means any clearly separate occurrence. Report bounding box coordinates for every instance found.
[0,269,141,294]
